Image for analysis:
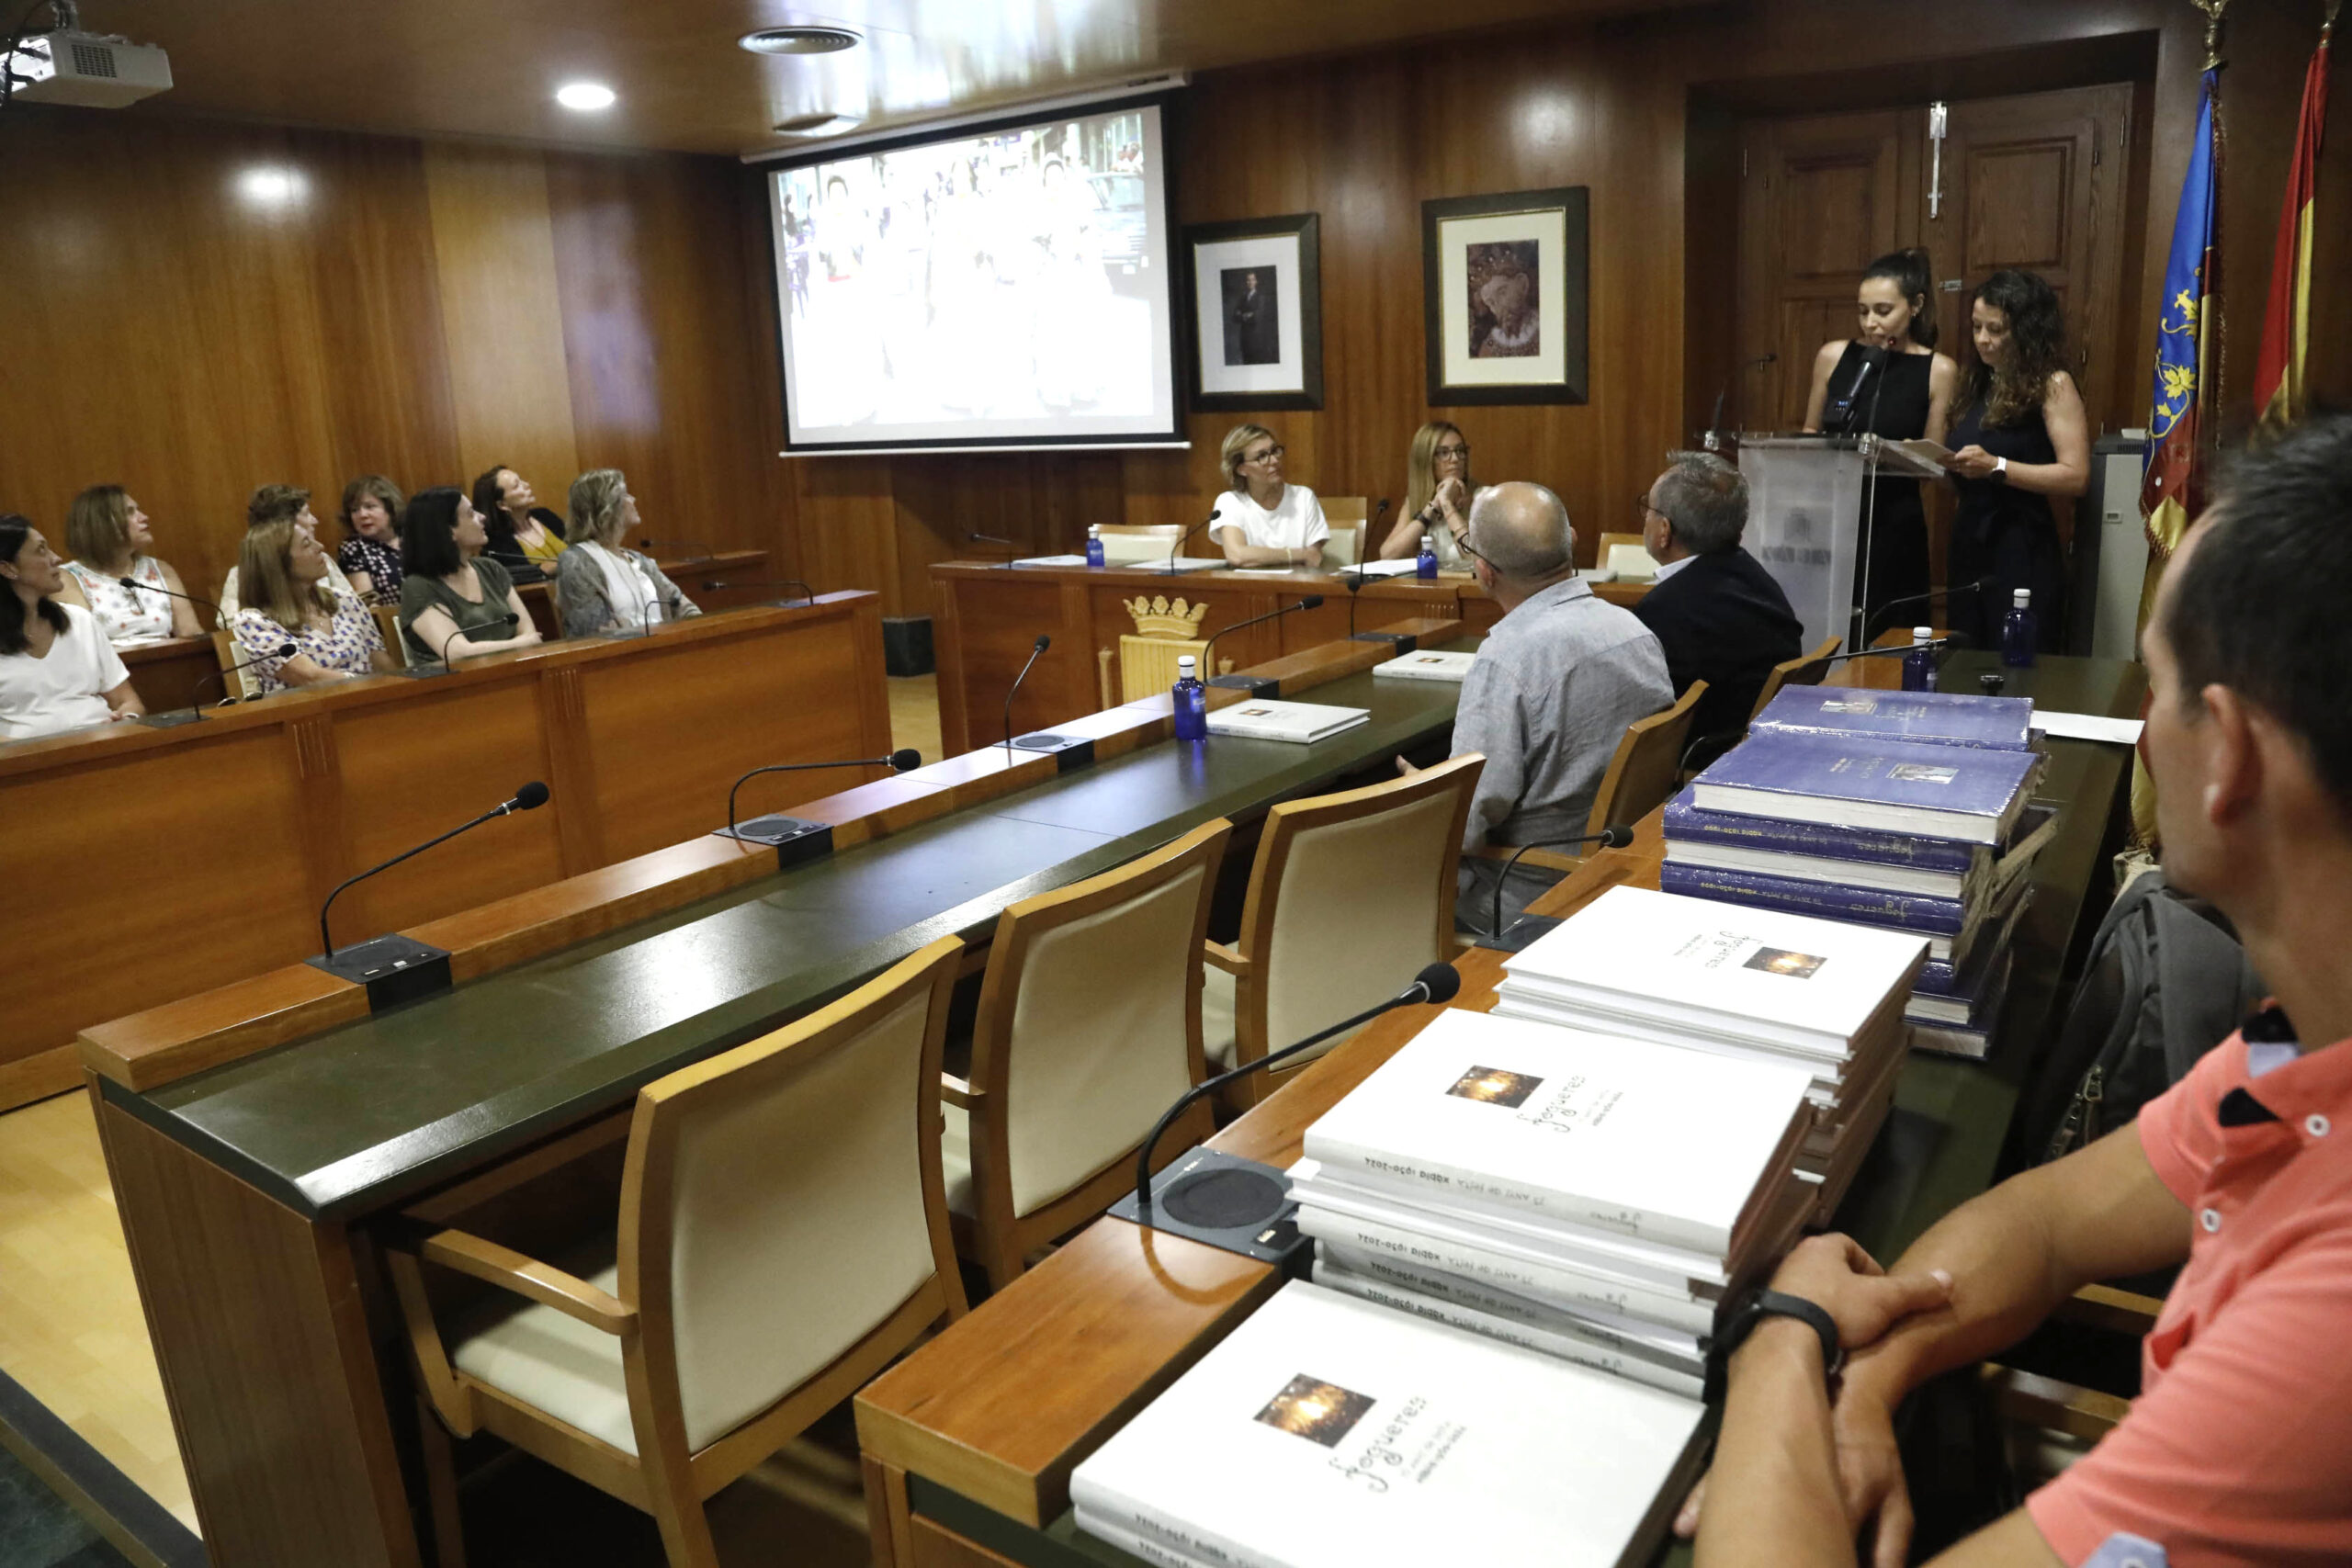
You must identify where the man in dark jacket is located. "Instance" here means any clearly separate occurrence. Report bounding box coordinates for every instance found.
[1630,451,1804,765]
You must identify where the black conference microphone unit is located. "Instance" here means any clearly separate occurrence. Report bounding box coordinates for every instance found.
[636,536,720,567]
[696,578,817,607]
[1860,576,1996,648]
[1823,344,1889,434]
[716,748,923,862]
[1110,962,1464,1269]
[1703,352,1778,450]
[1478,825,1636,952]
[185,640,299,713]
[1200,597,1323,694]
[1166,512,1218,575]
[306,781,551,1008]
[969,531,1022,570]
[998,633,1080,762]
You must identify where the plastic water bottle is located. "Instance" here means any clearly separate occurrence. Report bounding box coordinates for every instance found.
[1085,525,1105,569]
[1172,654,1207,741]
[1901,626,1939,693]
[2002,587,2038,668]
[1416,537,1438,579]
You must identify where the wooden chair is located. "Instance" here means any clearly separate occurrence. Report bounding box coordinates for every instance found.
[1594,530,1658,582]
[942,818,1234,1288]
[1470,681,1708,885]
[376,604,413,669]
[1320,496,1370,568]
[1096,523,1186,569]
[1203,754,1484,1112]
[1748,633,1842,721]
[386,936,969,1568]
[207,626,256,700]
[1980,1284,2163,1492]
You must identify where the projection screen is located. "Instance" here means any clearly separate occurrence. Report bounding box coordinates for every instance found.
[765,96,1182,454]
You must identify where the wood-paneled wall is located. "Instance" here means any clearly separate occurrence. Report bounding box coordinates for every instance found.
[0,110,793,605]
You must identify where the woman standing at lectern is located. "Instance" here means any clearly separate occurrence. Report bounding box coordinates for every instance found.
[1801,247,1958,625]
[1377,422,1476,568]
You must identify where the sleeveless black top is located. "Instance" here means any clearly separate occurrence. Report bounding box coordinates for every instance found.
[1947,393,2065,650]
[1825,342,1935,616]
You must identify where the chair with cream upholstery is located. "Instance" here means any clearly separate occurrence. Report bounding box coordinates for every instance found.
[1202,754,1484,1112]
[385,936,968,1568]
[207,626,257,700]
[941,818,1233,1288]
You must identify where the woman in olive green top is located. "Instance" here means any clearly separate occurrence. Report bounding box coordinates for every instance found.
[397,488,543,665]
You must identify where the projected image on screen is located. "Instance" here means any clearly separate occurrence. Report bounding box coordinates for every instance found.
[770,100,1179,452]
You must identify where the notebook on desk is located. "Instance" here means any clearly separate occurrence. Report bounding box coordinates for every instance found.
[1205,701,1371,743]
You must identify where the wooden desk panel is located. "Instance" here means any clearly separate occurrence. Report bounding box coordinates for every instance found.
[120,637,220,712]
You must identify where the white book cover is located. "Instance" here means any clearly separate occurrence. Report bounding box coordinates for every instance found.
[1297,1010,1810,1257]
[1078,1508,1217,1568]
[1372,649,1476,682]
[1502,886,1927,1052]
[1205,700,1372,744]
[1487,977,1854,1070]
[1311,1254,1707,1401]
[1069,1281,1707,1568]
[1343,558,1424,579]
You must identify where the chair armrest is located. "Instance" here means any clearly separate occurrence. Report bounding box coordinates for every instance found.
[1467,842,1584,874]
[2055,1282,2165,1337]
[410,1228,634,1335]
[939,1072,982,1109]
[1203,940,1250,977]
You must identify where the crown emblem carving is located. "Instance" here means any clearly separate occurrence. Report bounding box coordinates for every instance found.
[1124,595,1211,639]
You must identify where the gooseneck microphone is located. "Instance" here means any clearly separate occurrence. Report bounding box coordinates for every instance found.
[724,749,921,841]
[636,536,719,567]
[1491,824,1635,945]
[1825,345,1889,434]
[970,532,1022,570]
[697,578,817,607]
[1363,498,1392,564]
[1200,597,1323,689]
[1167,513,1217,576]
[1861,576,1996,647]
[1002,634,1052,762]
[316,782,549,963]
[118,574,224,632]
[1704,352,1777,449]
[191,641,298,706]
[1122,963,1464,1253]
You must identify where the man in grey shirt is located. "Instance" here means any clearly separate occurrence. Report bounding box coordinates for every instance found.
[1431,480,1672,936]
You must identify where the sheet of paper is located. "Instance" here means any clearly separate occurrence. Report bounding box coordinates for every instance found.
[2030,710,2144,745]
[1014,554,1089,567]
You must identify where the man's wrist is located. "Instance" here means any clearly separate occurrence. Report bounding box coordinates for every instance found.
[1835,1342,1913,1411]
[1730,1315,1822,1379]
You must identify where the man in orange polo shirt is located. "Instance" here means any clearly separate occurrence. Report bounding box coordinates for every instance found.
[1681,413,2352,1567]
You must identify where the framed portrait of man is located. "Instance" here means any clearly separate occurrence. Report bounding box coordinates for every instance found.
[1421,187,1589,405]
[1183,212,1323,411]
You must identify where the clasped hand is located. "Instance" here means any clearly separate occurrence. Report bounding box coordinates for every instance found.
[1947,444,2002,479]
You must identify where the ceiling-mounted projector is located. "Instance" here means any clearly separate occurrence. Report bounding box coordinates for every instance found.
[4,27,173,107]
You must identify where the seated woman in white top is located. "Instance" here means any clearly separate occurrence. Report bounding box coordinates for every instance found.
[52,485,206,644]
[554,468,700,638]
[1209,423,1328,570]
[1376,422,1476,568]
[0,514,144,740]
[226,508,401,694]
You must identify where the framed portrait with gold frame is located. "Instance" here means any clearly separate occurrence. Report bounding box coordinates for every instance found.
[1421,187,1589,405]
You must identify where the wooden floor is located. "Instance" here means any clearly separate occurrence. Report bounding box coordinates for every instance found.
[0,673,948,1557]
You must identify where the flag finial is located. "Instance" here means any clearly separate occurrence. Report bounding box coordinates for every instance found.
[2195,0,2233,70]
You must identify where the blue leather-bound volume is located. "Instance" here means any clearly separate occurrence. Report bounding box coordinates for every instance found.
[1751,686,2036,750]
[1663,789,1981,874]
[1691,730,2040,844]
[1658,862,1969,935]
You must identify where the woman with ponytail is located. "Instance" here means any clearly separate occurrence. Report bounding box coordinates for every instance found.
[1802,246,1959,621]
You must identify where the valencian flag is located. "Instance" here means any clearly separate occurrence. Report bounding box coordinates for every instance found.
[2252,20,2334,427]
[2143,68,2220,558]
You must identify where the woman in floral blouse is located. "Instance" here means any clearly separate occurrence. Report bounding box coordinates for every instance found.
[228,501,401,694]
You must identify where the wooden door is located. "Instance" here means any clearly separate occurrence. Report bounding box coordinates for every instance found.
[1737,111,1906,431]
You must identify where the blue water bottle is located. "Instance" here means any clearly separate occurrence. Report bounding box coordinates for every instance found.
[2002,588,2038,668]
[1901,626,1939,693]
[1085,525,1105,569]
[1172,654,1208,741]
[1416,537,1438,580]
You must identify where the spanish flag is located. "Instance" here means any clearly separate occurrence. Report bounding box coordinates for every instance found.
[2252,18,2335,427]
[2143,69,2219,559]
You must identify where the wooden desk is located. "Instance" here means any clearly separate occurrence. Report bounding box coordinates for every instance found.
[78,621,1469,1568]
[931,558,1645,754]
[1,593,887,1110]
[119,636,220,711]
[854,650,2147,1568]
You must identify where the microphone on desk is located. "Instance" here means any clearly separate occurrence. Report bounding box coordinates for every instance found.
[970,532,1022,570]
[697,578,817,607]
[637,536,720,567]
[1487,825,1635,951]
[1817,631,1970,666]
[1000,633,1066,763]
[1824,344,1888,434]
[1199,597,1323,692]
[1703,352,1776,451]
[190,641,298,708]
[309,782,550,1000]
[482,547,548,584]
[1167,512,1217,576]
[722,749,922,844]
[1860,577,1995,647]
[1112,962,1464,1269]
[117,575,226,631]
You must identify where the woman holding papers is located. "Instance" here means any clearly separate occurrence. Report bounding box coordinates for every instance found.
[1801,248,1959,624]
[1209,423,1328,569]
[1376,421,1476,568]
[1943,270,2088,655]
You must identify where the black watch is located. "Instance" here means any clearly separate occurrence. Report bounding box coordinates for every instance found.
[1713,1287,1842,1379]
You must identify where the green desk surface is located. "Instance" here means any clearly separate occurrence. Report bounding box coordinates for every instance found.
[110,659,1470,1222]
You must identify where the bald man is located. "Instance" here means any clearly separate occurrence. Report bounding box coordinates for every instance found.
[1435,481,1669,935]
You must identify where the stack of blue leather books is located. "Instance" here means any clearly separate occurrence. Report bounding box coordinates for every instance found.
[1662,687,2054,1059]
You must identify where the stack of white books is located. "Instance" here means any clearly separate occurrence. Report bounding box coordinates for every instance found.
[1204,699,1370,744]
[1070,1280,1711,1568]
[1493,886,1926,1217]
[1371,649,1476,682]
[1287,1007,1815,1396]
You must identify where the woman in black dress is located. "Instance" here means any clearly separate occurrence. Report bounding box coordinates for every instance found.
[1945,270,2089,653]
[1802,247,1958,628]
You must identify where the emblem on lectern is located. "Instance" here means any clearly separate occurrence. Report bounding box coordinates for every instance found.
[1123,595,1211,640]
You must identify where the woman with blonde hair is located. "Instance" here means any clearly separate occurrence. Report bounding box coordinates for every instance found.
[54,485,205,644]
[554,469,699,638]
[1208,423,1327,569]
[1377,423,1474,566]
[225,493,399,694]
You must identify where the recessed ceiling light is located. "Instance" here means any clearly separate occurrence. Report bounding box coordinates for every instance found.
[236,166,306,207]
[773,111,863,137]
[555,82,616,111]
[740,27,861,55]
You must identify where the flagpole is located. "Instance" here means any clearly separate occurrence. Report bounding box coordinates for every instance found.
[2194,0,2231,455]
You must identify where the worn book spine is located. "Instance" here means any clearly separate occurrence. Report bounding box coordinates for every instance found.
[1293,1204,1716,1333]
[1077,1510,1224,1568]
[1069,1483,1283,1568]
[1657,862,1971,935]
[1663,791,1982,873]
